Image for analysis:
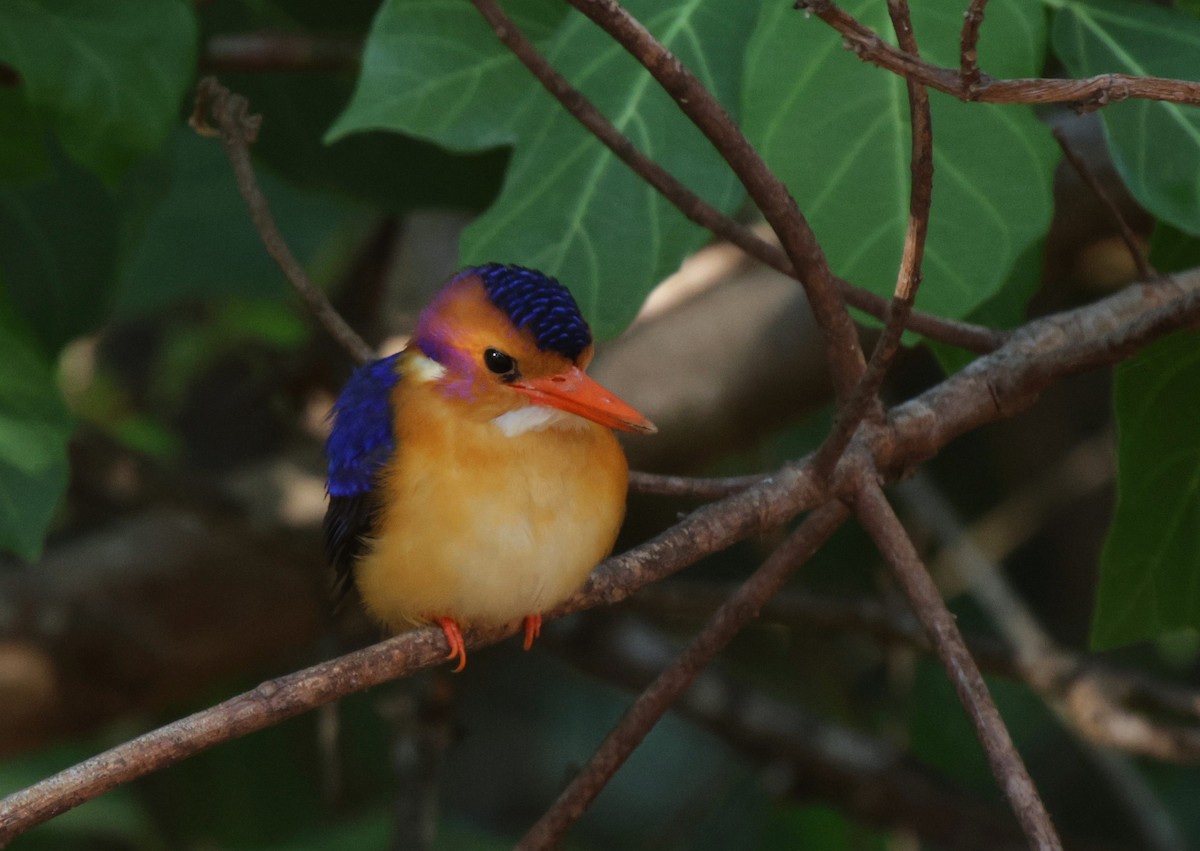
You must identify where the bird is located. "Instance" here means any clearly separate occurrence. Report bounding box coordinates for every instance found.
[324,263,656,670]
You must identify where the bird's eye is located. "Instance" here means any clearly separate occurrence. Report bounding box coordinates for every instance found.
[483,347,517,378]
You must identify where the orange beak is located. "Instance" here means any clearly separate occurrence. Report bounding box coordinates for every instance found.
[512,367,656,434]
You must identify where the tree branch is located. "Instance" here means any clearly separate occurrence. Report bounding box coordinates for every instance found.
[796,0,1200,110]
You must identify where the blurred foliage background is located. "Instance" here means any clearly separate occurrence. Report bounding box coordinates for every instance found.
[3,0,1200,848]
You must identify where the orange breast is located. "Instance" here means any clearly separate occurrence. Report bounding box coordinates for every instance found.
[354,378,629,632]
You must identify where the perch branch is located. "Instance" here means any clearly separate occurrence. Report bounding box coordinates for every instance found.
[0,459,828,842]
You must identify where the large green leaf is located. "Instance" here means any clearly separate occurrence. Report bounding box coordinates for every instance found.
[327,0,567,151]
[0,87,50,184]
[1053,0,1200,234]
[0,0,197,181]
[744,0,1056,323]
[328,0,755,338]
[1094,327,1200,648]
[225,72,508,214]
[0,159,119,352]
[114,130,363,318]
[0,307,73,561]
[1093,225,1200,648]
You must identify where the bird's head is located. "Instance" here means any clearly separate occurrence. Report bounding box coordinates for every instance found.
[410,264,656,434]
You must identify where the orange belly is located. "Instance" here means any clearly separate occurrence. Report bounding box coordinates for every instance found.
[355,397,628,632]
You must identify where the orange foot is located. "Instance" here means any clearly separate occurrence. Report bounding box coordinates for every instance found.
[435,617,467,672]
[522,614,542,651]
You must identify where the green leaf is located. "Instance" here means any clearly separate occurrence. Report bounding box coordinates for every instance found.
[224,73,508,213]
[0,0,197,181]
[1053,0,1200,234]
[326,0,567,151]
[744,0,1057,324]
[329,0,756,338]
[0,307,72,561]
[929,238,1045,375]
[1148,222,1200,274]
[114,129,365,317]
[0,86,51,184]
[0,157,119,351]
[1095,328,1200,648]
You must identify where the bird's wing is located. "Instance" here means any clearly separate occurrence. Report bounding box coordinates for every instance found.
[324,354,402,601]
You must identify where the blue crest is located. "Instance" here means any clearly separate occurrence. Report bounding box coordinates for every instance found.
[474,264,592,361]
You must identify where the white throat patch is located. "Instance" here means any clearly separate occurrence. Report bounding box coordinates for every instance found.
[491,405,587,437]
[406,352,446,383]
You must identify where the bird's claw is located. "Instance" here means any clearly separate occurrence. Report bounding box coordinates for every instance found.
[436,617,467,672]
[522,614,542,650]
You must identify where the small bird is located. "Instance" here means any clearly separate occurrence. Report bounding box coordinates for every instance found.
[324,263,655,670]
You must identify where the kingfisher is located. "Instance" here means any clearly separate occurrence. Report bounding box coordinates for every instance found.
[324,263,656,670]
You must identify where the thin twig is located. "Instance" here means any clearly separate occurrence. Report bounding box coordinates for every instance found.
[626,470,765,499]
[516,500,851,851]
[201,33,362,73]
[191,78,376,365]
[566,0,867,399]
[811,0,934,478]
[854,480,1063,850]
[960,0,990,92]
[1052,125,1155,281]
[470,0,1001,353]
[796,0,1200,110]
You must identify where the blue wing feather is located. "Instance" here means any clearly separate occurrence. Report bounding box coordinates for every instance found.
[324,354,402,598]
